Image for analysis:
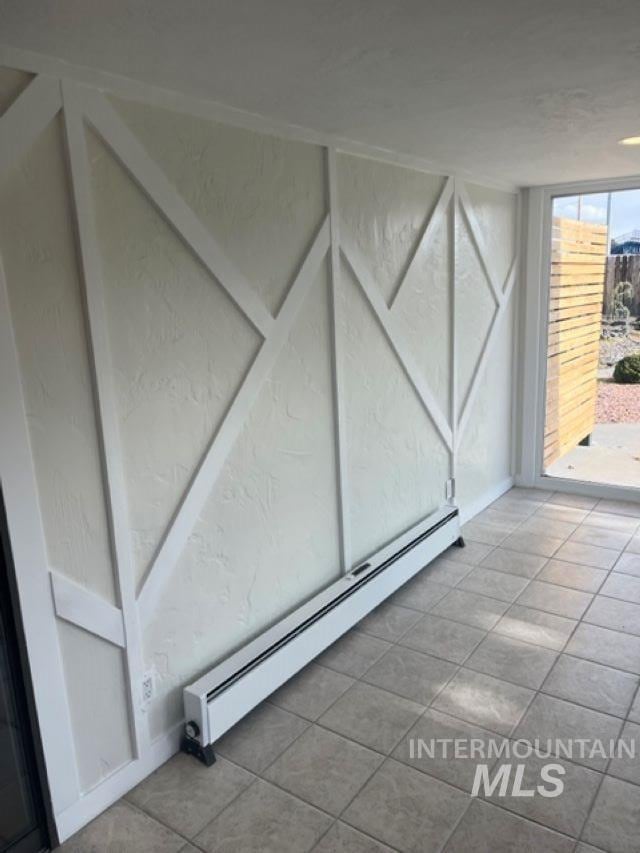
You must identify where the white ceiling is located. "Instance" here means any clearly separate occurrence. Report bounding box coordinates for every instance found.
[2,0,640,187]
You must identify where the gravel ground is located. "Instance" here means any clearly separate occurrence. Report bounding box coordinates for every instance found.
[596,380,640,422]
[599,332,640,368]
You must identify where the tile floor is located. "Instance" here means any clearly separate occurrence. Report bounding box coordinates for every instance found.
[58,488,640,853]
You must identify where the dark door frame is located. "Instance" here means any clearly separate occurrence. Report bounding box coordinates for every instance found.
[0,488,57,851]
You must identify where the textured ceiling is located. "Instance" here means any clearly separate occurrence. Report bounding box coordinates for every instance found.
[2,0,640,187]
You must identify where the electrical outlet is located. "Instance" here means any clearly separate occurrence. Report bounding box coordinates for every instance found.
[141,671,154,705]
[445,478,455,501]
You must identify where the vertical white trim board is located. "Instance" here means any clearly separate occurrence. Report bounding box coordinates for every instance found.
[326,147,352,573]
[62,79,149,756]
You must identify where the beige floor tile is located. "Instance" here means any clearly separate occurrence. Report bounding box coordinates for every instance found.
[628,690,640,723]
[493,604,577,651]
[442,541,493,565]
[399,613,485,664]
[215,703,309,773]
[501,530,564,558]
[357,602,422,642]
[126,754,253,838]
[59,801,185,853]
[516,580,593,619]
[536,503,590,523]
[312,822,395,852]
[600,573,640,605]
[390,573,450,612]
[430,588,510,630]
[465,633,557,689]
[514,693,622,770]
[443,800,575,853]
[421,556,473,587]
[518,515,577,540]
[362,645,456,706]
[264,726,382,816]
[537,559,607,593]
[484,754,601,838]
[462,521,510,546]
[545,492,597,511]
[596,498,640,519]
[567,623,640,674]
[584,595,640,636]
[583,775,640,853]
[195,779,331,853]
[542,654,639,717]
[479,547,547,579]
[608,720,640,785]
[270,664,354,721]
[614,552,640,578]
[432,668,533,735]
[393,708,506,792]
[342,759,468,853]
[317,630,391,678]
[457,567,530,603]
[553,541,619,570]
[318,682,424,754]
[569,525,630,551]
[624,534,640,554]
[584,511,640,534]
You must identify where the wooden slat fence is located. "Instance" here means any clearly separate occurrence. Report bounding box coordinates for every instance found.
[544,217,607,467]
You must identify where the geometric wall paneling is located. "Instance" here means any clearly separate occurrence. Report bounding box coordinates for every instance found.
[339,259,450,563]
[455,186,518,448]
[391,178,455,417]
[135,213,331,623]
[143,263,341,740]
[56,620,134,792]
[0,61,520,837]
[0,74,61,179]
[341,229,453,453]
[463,181,518,293]
[108,96,327,317]
[337,154,448,306]
[87,129,261,584]
[0,65,34,115]
[50,570,125,648]
[0,112,117,605]
[456,294,515,504]
[454,195,499,419]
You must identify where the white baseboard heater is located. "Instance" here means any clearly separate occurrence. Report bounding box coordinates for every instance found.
[181,503,462,765]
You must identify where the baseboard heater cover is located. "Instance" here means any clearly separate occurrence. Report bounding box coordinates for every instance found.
[182,504,461,764]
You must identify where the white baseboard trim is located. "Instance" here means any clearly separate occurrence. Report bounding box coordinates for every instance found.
[458,476,514,525]
[55,723,182,843]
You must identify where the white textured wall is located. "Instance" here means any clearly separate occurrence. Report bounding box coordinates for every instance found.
[0,64,519,819]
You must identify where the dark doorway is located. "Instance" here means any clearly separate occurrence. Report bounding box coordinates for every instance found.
[0,492,52,852]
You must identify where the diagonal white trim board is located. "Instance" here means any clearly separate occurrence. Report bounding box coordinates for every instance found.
[138,215,331,622]
[0,74,61,179]
[62,79,149,755]
[326,147,352,572]
[82,90,274,339]
[389,176,454,309]
[340,233,453,452]
[457,258,518,447]
[50,571,125,648]
[458,181,503,307]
